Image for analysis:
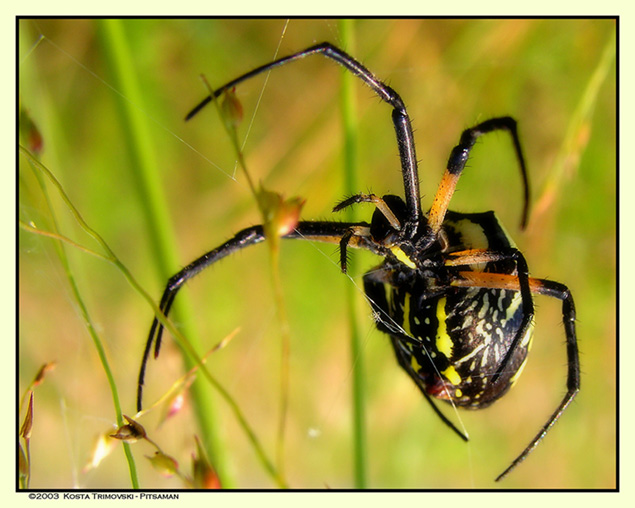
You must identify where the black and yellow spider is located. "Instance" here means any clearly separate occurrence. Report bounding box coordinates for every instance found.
[136,43,579,482]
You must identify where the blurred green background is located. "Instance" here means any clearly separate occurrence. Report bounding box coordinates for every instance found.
[18,19,615,489]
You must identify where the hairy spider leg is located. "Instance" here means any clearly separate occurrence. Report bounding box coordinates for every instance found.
[137,220,379,411]
[186,42,422,231]
[427,117,530,236]
[450,270,580,481]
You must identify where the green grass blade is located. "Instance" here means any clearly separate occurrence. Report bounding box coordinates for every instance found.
[94,19,232,486]
[533,27,616,219]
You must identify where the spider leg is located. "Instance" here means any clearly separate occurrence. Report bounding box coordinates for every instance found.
[450,264,579,481]
[137,225,265,411]
[338,226,373,274]
[427,117,530,236]
[496,279,579,481]
[333,193,402,231]
[335,194,413,273]
[186,42,422,229]
[391,338,469,442]
[447,248,535,385]
[137,220,374,411]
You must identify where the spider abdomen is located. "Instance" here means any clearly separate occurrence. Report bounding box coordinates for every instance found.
[398,285,532,409]
[365,209,534,409]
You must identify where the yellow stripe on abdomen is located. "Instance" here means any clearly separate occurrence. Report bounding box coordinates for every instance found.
[435,297,453,359]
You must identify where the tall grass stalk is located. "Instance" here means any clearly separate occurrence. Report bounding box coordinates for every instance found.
[92,19,286,488]
[94,19,232,486]
[338,19,368,489]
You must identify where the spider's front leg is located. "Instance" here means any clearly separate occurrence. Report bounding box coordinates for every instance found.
[137,220,376,411]
[427,116,530,235]
[186,42,424,228]
[137,225,266,411]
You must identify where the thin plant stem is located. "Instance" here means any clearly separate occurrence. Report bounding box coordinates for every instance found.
[20,146,287,489]
[20,150,139,489]
[203,78,295,482]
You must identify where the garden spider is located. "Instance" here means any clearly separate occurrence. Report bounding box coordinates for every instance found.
[136,42,580,482]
